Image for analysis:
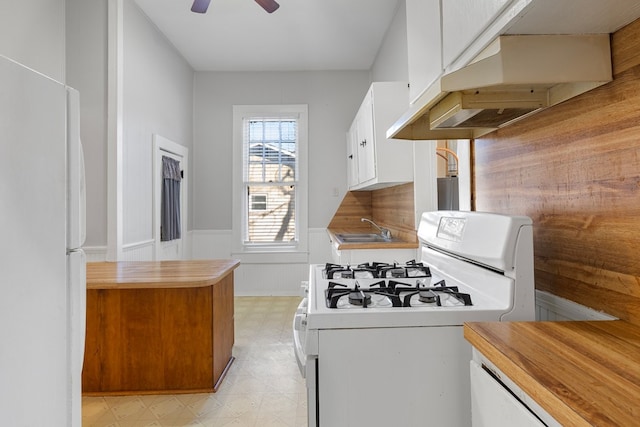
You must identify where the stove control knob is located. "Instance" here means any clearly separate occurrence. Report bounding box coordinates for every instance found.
[300,281,309,297]
[294,313,307,330]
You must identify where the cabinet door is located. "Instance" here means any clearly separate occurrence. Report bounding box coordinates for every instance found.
[346,122,359,188]
[470,360,547,427]
[442,0,511,68]
[356,91,376,183]
[406,0,442,104]
[347,82,412,191]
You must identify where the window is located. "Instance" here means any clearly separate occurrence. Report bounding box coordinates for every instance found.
[250,194,267,211]
[245,118,297,243]
[233,105,308,255]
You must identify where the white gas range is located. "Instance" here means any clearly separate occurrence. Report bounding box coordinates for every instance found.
[293,211,536,427]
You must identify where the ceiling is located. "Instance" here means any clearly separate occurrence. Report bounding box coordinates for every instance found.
[134,0,401,72]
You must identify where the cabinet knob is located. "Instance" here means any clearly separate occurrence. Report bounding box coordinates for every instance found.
[348,154,353,159]
[360,139,367,147]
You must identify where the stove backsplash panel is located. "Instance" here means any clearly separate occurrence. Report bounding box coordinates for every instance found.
[474,18,640,325]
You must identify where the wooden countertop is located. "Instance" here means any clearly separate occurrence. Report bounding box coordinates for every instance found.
[464,320,640,426]
[327,228,419,250]
[86,259,240,290]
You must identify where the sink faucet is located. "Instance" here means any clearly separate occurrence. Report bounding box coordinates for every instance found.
[361,218,391,239]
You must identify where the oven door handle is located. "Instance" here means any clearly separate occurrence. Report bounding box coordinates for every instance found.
[292,299,308,377]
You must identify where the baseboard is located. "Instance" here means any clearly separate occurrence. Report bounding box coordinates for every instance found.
[83,246,107,262]
[535,290,616,321]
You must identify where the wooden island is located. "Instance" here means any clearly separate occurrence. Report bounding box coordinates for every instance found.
[83,259,239,395]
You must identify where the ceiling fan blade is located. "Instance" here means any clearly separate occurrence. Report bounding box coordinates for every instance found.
[191,0,211,13]
[255,0,280,13]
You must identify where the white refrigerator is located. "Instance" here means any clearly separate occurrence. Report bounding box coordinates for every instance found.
[0,55,86,426]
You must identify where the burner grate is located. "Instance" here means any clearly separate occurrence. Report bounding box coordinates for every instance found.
[324,260,431,279]
[389,280,473,307]
[325,281,403,308]
[324,278,472,309]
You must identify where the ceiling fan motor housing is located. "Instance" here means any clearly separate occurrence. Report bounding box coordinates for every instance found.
[191,0,280,14]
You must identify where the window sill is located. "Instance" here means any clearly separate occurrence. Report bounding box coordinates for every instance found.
[230,250,309,264]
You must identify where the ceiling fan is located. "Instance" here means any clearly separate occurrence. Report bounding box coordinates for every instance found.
[191,0,280,14]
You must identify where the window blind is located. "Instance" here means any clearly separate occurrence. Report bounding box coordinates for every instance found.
[242,116,298,244]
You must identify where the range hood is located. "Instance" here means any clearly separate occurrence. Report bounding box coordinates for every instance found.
[388,34,612,140]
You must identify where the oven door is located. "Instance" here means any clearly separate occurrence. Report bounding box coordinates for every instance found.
[292,297,319,427]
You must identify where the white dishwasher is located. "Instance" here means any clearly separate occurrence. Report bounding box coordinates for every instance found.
[470,349,562,427]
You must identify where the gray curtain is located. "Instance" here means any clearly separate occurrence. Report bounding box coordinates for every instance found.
[161,156,181,241]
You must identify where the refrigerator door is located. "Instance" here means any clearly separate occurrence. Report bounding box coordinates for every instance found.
[67,249,86,427]
[0,55,70,425]
[67,87,86,250]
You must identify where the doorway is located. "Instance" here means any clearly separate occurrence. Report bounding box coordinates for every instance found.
[153,134,188,260]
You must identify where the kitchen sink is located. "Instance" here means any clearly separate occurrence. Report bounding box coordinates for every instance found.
[334,233,393,243]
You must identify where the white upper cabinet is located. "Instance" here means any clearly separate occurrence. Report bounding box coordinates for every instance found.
[441,0,512,70]
[347,82,413,191]
[346,122,360,189]
[406,0,442,105]
[390,0,640,141]
[415,0,640,79]
[505,0,640,35]
[403,0,532,109]
[356,92,376,183]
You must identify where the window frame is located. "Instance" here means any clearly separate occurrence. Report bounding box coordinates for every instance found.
[249,193,268,211]
[232,105,308,261]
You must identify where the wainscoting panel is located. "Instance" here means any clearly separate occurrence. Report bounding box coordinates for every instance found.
[234,263,308,296]
[83,246,108,262]
[83,236,180,263]
[535,290,617,321]
[190,228,330,296]
[122,239,155,261]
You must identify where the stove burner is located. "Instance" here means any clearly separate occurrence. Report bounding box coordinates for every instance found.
[325,263,381,279]
[325,281,402,308]
[324,278,472,308]
[389,268,407,278]
[324,260,431,279]
[348,289,371,306]
[325,263,353,279]
[418,290,438,304]
[389,280,473,307]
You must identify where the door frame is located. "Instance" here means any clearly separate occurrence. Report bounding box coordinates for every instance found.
[153,134,188,260]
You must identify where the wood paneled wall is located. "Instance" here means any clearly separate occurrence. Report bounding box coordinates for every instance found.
[372,183,417,242]
[474,19,640,325]
[327,191,373,231]
[328,183,417,242]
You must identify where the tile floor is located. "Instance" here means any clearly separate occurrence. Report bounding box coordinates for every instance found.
[82,296,307,427]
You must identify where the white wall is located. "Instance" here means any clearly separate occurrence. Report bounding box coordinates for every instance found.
[66,0,109,247]
[193,70,370,231]
[66,0,194,257]
[0,1,66,82]
[368,0,441,224]
[122,0,194,252]
[69,1,411,280]
[370,0,409,82]
[67,1,407,264]
[191,71,370,294]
